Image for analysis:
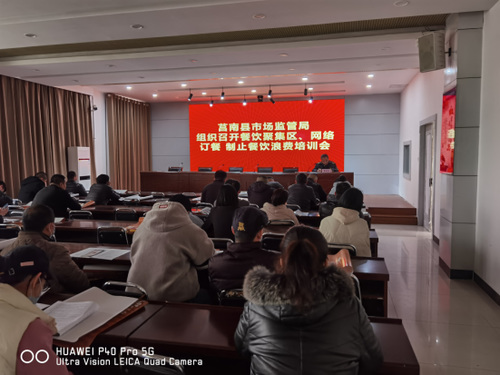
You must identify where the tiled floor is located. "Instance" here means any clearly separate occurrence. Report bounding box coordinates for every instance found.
[374,224,500,375]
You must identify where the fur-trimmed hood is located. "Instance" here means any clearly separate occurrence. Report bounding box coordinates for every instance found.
[243,265,354,324]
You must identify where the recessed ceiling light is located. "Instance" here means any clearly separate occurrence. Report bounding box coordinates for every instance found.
[393,0,409,7]
[126,86,132,90]
[251,89,257,93]
[33,69,40,72]
[302,77,308,81]
[368,74,374,78]
[131,24,144,29]
[24,33,37,38]
[381,47,391,51]
[108,64,116,68]
[238,80,244,84]
[190,59,198,63]
[73,80,79,83]
[181,83,187,87]
[279,53,289,57]
[253,13,266,19]
[138,76,145,79]
[152,93,158,98]
[366,84,372,88]
[201,92,207,95]
[308,87,313,91]
[289,68,296,71]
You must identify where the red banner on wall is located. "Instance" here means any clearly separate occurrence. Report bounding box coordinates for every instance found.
[441,88,456,174]
[189,100,345,172]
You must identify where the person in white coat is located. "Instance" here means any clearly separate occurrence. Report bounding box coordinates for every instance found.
[261,189,299,225]
[319,187,371,257]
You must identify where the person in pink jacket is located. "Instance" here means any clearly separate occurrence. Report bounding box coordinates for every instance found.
[0,245,72,375]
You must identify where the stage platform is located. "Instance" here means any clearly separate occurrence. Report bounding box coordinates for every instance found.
[364,195,418,225]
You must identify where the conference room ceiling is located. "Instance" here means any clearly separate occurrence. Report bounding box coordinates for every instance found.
[0,0,497,103]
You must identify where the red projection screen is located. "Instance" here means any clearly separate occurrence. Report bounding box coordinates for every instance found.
[189,100,345,172]
[440,88,456,174]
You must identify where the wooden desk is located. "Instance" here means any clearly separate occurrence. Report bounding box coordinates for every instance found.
[55,219,136,243]
[125,303,417,375]
[352,257,389,317]
[83,205,150,220]
[141,171,354,194]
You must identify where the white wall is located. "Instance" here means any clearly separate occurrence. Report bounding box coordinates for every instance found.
[476,2,500,293]
[399,70,444,238]
[60,85,108,176]
[151,94,401,195]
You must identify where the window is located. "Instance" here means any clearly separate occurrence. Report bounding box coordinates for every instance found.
[403,141,411,180]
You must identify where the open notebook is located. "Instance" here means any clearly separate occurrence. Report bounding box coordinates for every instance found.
[46,287,137,343]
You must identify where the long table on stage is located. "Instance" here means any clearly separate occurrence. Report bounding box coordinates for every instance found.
[92,303,418,375]
[141,171,354,193]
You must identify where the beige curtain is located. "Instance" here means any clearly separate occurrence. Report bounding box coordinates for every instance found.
[106,94,151,191]
[0,75,96,197]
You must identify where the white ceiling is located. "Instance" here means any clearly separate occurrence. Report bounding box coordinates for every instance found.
[0,0,497,102]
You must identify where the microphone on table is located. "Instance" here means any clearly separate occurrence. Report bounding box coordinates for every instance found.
[217,163,225,170]
[255,163,259,172]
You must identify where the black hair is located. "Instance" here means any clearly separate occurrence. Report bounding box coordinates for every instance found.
[320,154,329,159]
[338,187,364,212]
[214,170,227,181]
[169,194,192,212]
[335,175,347,182]
[271,188,288,206]
[23,204,55,232]
[277,226,329,311]
[67,171,77,180]
[296,173,307,184]
[50,174,66,185]
[215,184,238,208]
[0,180,7,192]
[225,179,241,193]
[96,174,110,184]
[0,245,50,285]
[335,182,351,199]
[35,172,48,181]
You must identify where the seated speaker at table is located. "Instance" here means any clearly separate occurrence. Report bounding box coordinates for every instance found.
[312,153,339,172]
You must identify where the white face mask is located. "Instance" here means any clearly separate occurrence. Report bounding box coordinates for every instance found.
[28,278,42,304]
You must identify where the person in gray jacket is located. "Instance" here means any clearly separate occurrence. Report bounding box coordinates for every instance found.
[235,225,383,375]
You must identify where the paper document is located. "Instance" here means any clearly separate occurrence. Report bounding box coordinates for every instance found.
[120,194,153,202]
[70,247,130,260]
[50,287,137,342]
[114,189,127,194]
[54,217,65,223]
[46,301,99,336]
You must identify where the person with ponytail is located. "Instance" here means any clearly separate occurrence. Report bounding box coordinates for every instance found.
[0,245,72,374]
[235,226,383,375]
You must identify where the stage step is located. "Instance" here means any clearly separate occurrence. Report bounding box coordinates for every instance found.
[370,214,418,225]
[364,195,418,226]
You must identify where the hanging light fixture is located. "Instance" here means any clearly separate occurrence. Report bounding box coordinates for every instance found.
[267,85,272,98]
[188,89,193,101]
[243,95,247,106]
[209,97,214,107]
[220,87,225,100]
[304,83,308,96]
[270,98,276,104]
[308,95,314,103]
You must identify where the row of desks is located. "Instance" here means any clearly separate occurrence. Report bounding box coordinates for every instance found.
[90,302,418,375]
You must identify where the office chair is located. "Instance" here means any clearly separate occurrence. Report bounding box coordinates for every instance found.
[8,210,24,218]
[195,202,213,209]
[283,167,299,173]
[261,233,284,252]
[168,167,183,172]
[0,224,21,239]
[68,210,93,220]
[218,289,246,307]
[327,243,357,258]
[248,203,259,208]
[102,281,148,300]
[286,204,301,211]
[257,167,273,173]
[210,238,234,250]
[115,208,137,221]
[119,346,185,375]
[150,191,165,198]
[267,219,295,227]
[97,226,129,245]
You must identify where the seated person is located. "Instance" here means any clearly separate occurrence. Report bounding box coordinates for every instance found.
[319,187,371,257]
[0,245,72,374]
[320,181,352,218]
[169,193,204,227]
[247,176,273,208]
[306,173,327,202]
[209,206,276,291]
[312,153,339,172]
[328,174,352,199]
[0,206,7,223]
[66,170,88,197]
[127,201,215,302]
[0,180,13,206]
[86,174,121,205]
[32,174,81,217]
[1,204,89,293]
[287,173,318,211]
[225,179,249,207]
[18,172,47,204]
[267,176,284,190]
[203,185,239,240]
[201,170,227,204]
[261,188,299,225]
[235,225,383,374]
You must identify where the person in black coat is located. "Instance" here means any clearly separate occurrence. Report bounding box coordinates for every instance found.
[18,172,47,204]
[32,174,81,217]
[201,170,227,205]
[65,171,88,197]
[247,176,273,208]
[312,153,339,172]
[287,173,318,211]
[235,226,383,375]
[306,173,327,202]
[0,180,13,207]
[202,185,239,240]
[86,174,121,205]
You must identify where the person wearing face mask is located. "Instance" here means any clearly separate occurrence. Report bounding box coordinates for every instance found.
[0,245,72,374]
[1,205,89,293]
